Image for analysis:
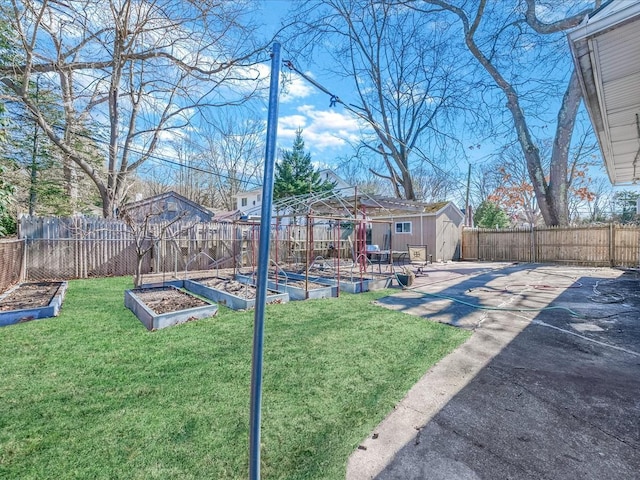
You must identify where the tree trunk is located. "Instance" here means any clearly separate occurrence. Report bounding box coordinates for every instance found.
[135,254,144,287]
[63,156,79,213]
[401,169,416,200]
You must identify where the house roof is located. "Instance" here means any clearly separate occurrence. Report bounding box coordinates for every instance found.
[233,187,262,198]
[209,209,242,222]
[366,198,464,221]
[569,0,640,184]
[360,197,450,215]
[122,191,212,218]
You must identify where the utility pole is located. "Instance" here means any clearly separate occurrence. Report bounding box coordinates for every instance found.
[464,163,471,227]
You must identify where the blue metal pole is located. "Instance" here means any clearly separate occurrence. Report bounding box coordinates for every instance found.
[249,42,281,480]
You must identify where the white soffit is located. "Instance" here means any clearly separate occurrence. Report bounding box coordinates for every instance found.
[569,0,640,184]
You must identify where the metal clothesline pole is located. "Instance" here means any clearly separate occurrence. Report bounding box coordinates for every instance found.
[249,42,281,480]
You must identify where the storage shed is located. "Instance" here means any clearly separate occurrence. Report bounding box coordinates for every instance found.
[368,199,464,262]
[120,191,214,223]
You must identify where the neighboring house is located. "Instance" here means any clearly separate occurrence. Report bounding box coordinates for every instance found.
[234,188,262,212]
[120,191,214,223]
[367,198,465,262]
[234,169,354,218]
[318,169,355,196]
[569,0,640,184]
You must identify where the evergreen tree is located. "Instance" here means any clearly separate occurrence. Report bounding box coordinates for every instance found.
[474,201,510,229]
[273,129,335,200]
[1,18,101,217]
[0,23,16,235]
[612,190,640,224]
[0,165,16,237]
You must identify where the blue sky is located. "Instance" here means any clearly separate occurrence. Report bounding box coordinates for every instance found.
[253,0,640,204]
[256,1,553,173]
[256,1,370,167]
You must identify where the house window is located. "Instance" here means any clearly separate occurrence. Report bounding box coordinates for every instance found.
[257,194,261,203]
[395,221,412,234]
[241,197,248,207]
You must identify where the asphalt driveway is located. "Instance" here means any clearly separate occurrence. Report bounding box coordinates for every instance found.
[347,262,640,480]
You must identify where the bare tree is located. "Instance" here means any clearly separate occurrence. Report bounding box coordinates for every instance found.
[167,140,211,207]
[470,160,502,210]
[290,0,470,200]
[196,111,265,211]
[565,124,608,223]
[121,205,190,287]
[414,0,597,225]
[0,0,271,217]
[337,154,391,196]
[412,162,462,204]
[475,131,600,225]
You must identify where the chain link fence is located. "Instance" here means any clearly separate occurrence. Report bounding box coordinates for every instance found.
[0,239,24,292]
[22,238,232,281]
[25,239,138,281]
[17,217,365,282]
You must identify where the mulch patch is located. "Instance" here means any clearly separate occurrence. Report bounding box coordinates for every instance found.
[0,282,63,311]
[132,287,210,314]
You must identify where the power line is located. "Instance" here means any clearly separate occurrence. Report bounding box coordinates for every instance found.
[76,130,265,188]
[9,110,265,188]
[282,59,469,191]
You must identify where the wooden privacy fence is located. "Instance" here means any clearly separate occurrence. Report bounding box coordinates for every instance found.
[0,239,24,291]
[462,225,640,267]
[17,216,367,281]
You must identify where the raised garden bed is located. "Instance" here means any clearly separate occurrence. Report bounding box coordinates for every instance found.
[185,277,288,310]
[125,285,218,330]
[0,281,68,326]
[235,273,337,300]
[284,271,392,293]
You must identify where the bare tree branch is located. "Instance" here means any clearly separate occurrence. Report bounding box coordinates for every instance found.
[418,0,597,225]
[523,0,591,34]
[1,0,272,217]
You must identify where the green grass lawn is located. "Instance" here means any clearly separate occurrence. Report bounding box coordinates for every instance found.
[0,277,470,479]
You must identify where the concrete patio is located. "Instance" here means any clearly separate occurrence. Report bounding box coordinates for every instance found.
[347,262,640,480]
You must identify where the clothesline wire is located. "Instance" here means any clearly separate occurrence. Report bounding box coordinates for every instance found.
[282,59,468,190]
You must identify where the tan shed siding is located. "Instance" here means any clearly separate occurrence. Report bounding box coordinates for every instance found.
[437,217,462,261]
[423,220,438,260]
[391,216,423,248]
[370,223,392,249]
[370,203,462,261]
[436,203,464,261]
[371,215,438,257]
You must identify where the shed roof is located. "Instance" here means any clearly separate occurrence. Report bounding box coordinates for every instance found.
[122,191,212,220]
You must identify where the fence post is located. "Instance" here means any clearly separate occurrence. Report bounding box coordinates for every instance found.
[21,238,27,282]
[476,228,480,260]
[609,223,615,267]
[530,226,535,263]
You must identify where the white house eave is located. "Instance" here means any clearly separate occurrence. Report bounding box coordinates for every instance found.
[568,1,640,184]
[568,1,640,42]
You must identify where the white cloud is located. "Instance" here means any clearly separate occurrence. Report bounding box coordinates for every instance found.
[279,114,308,129]
[280,71,315,103]
[276,104,365,154]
